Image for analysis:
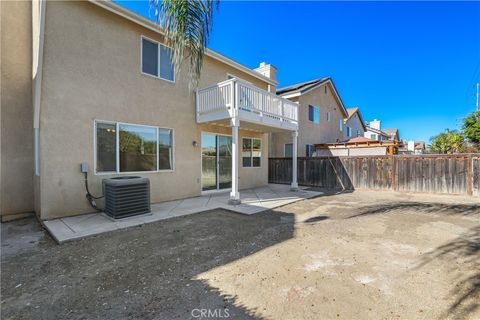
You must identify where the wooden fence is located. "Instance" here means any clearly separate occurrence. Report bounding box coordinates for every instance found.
[268,154,480,196]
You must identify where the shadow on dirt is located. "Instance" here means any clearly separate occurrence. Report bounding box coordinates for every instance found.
[416,225,480,319]
[304,215,329,223]
[347,202,480,218]
[1,209,295,319]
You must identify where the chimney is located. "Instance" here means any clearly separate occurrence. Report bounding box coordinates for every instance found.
[407,140,415,152]
[255,62,277,93]
[370,119,381,130]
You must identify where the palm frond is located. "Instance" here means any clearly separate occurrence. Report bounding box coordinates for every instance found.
[150,0,218,89]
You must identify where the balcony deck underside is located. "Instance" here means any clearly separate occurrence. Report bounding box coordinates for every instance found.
[197,109,298,133]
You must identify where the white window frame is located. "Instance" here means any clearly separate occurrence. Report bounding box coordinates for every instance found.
[94,119,175,175]
[306,144,316,157]
[339,119,343,131]
[242,137,262,168]
[308,105,320,124]
[347,126,352,138]
[140,35,175,83]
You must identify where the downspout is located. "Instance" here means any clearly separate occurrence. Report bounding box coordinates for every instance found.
[32,0,46,176]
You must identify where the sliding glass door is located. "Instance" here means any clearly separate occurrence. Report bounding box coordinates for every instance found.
[201,133,232,191]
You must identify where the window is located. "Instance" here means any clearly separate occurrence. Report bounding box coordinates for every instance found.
[119,124,157,172]
[141,37,174,82]
[357,130,360,137]
[158,128,173,170]
[371,134,378,140]
[326,111,331,122]
[284,143,293,157]
[347,126,352,138]
[96,123,117,172]
[306,144,316,157]
[308,105,320,124]
[242,138,261,167]
[142,38,158,77]
[95,121,174,173]
[339,119,343,131]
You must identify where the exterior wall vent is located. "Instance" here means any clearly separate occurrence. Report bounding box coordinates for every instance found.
[102,176,150,219]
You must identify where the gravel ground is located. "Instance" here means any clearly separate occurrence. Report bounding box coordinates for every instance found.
[1,190,479,320]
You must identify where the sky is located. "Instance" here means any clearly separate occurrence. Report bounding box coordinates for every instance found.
[116,1,480,143]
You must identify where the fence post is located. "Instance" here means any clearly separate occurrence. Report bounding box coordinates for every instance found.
[467,154,473,196]
[391,155,397,191]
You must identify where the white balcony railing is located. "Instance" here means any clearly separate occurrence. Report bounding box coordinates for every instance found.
[196,78,298,130]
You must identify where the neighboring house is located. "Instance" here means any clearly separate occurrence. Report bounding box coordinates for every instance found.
[414,141,426,154]
[270,78,348,157]
[399,140,426,154]
[383,128,400,141]
[316,137,399,156]
[344,107,366,141]
[364,119,399,141]
[1,0,299,221]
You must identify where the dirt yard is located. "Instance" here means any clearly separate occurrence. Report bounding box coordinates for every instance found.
[1,190,479,320]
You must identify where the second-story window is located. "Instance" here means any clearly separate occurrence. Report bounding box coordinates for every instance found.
[326,111,331,122]
[308,105,320,124]
[141,37,175,82]
[339,119,343,131]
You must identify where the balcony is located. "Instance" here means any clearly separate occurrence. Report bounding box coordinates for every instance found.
[196,78,298,131]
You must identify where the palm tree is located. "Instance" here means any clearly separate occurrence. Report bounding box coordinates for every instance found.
[150,0,218,88]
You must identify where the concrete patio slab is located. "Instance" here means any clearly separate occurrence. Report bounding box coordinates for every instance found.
[43,184,322,243]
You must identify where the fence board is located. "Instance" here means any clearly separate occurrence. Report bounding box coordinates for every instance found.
[268,154,479,196]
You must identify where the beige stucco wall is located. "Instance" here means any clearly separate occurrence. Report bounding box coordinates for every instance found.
[0,1,34,218]
[37,1,271,219]
[344,113,365,141]
[270,83,345,157]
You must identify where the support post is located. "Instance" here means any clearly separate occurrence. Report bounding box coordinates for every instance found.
[229,118,241,204]
[291,130,299,191]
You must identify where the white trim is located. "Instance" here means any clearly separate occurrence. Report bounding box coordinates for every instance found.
[241,137,262,168]
[200,131,233,192]
[94,119,175,175]
[140,35,175,83]
[32,0,47,176]
[88,0,277,86]
[306,144,315,157]
[280,92,301,99]
[33,0,46,129]
[308,105,320,125]
[34,128,40,176]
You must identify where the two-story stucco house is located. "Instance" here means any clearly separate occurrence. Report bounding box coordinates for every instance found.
[269,78,348,157]
[343,107,366,141]
[1,0,300,221]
